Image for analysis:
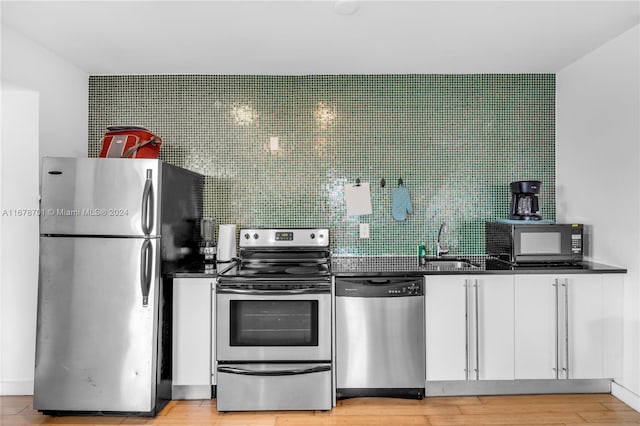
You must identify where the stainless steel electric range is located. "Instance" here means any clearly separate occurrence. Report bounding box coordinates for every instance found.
[215,228,332,411]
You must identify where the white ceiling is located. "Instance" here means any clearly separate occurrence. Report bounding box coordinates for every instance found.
[2,0,639,75]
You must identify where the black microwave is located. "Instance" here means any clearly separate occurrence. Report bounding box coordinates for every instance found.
[485,221,584,264]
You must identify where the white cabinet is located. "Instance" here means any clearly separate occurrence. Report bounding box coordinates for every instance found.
[514,274,623,380]
[172,277,214,399]
[566,275,603,379]
[425,275,514,381]
[425,276,466,381]
[513,275,556,379]
[602,274,624,379]
[477,275,514,380]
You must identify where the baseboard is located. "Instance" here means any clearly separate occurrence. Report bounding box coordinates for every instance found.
[171,385,212,400]
[426,379,611,396]
[612,381,640,412]
[0,380,34,396]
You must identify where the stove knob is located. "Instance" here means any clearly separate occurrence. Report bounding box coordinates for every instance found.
[253,233,259,239]
[310,233,316,239]
[244,233,250,239]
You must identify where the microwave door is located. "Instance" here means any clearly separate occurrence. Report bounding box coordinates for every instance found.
[40,157,160,237]
[515,227,576,262]
[519,232,562,255]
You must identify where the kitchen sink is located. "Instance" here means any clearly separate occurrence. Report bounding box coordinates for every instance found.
[423,258,480,270]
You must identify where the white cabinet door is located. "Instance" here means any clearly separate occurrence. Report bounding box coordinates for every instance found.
[172,278,213,393]
[514,275,557,379]
[566,274,623,379]
[425,276,467,381]
[514,273,623,381]
[476,275,514,380]
[602,274,623,379]
[425,275,514,381]
[565,274,604,379]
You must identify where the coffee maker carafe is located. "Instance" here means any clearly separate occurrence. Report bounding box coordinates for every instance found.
[509,180,542,220]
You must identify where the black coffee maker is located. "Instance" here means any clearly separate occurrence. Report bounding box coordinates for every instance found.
[509,180,542,220]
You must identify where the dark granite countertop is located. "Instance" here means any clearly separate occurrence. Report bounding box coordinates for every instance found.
[331,256,627,277]
[166,257,626,278]
[171,270,217,278]
[165,262,217,278]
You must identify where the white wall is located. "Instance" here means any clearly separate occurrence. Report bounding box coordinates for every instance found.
[1,25,88,158]
[557,25,640,408]
[0,26,88,395]
[0,85,39,395]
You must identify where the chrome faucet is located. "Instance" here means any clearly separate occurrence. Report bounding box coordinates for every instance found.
[436,223,449,258]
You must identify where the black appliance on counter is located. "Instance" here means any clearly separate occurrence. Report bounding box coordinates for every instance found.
[486,221,584,265]
[509,180,542,220]
[216,228,332,411]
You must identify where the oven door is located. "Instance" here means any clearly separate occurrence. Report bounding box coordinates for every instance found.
[216,285,331,362]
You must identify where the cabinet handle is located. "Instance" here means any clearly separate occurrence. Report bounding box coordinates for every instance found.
[563,278,569,379]
[553,279,559,379]
[474,279,479,381]
[464,279,470,381]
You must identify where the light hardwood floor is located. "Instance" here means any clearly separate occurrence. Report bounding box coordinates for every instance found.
[2,394,640,425]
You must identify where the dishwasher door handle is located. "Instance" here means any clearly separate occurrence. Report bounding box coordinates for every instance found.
[364,279,391,285]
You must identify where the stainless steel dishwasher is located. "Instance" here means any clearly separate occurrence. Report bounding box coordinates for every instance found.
[335,277,425,399]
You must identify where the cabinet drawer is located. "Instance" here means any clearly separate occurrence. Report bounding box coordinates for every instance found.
[217,363,331,411]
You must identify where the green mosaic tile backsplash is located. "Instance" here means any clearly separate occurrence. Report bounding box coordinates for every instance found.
[88,74,555,255]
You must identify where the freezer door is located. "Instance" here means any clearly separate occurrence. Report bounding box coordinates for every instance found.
[34,236,161,413]
[40,157,160,236]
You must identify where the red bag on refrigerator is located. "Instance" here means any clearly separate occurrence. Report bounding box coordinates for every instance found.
[98,126,162,159]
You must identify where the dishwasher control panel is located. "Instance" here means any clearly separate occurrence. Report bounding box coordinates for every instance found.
[336,278,423,297]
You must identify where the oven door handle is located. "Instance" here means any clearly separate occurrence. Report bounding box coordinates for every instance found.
[217,365,330,376]
[216,287,330,295]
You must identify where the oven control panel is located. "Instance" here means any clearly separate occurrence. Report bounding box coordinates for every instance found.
[240,228,329,248]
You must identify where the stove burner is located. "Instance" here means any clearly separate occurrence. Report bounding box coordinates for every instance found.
[284,266,322,275]
[233,263,330,277]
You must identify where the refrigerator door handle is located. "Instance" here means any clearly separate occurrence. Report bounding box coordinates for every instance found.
[141,169,154,236]
[140,239,153,306]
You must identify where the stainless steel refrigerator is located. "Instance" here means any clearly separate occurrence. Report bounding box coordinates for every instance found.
[34,157,203,416]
